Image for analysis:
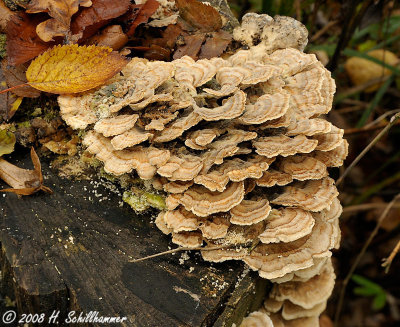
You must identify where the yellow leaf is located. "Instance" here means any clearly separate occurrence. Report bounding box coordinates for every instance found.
[26,44,128,94]
[0,130,16,156]
[9,96,23,117]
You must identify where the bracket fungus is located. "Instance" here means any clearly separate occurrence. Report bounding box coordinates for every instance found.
[58,12,347,327]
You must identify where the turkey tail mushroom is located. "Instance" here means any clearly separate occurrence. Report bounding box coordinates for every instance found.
[58,12,347,327]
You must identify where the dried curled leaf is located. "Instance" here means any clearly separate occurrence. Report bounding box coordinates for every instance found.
[0,147,52,196]
[26,44,128,94]
[0,130,16,156]
[26,0,93,42]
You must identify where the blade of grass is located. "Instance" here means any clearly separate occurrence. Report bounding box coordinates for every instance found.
[356,75,394,127]
[370,34,400,51]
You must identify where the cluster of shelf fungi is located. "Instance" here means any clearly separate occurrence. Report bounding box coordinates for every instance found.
[58,13,347,327]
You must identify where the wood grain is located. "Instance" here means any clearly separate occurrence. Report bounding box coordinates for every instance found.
[0,149,266,326]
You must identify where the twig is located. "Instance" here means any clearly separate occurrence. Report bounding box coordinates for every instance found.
[382,239,400,272]
[343,202,400,213]
[294,0,301,21]
[334,193,400,327]
[327,0,374,72]
[336,105,365,114]
[310,20,339,42]
[344,117,400,135]
[130,244,232,263]
[336,113,400,186]
[364,109,400,129]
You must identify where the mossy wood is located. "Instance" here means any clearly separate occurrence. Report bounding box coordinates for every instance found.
[0,149,268,327]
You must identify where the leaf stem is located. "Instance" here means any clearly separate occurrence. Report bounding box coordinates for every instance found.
[0,83,30,95]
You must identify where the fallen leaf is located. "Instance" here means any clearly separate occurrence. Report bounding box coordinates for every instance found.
[143,44,171,61]
[71,0,130,42]
[26,44,128,94]
[35,17,70,42]
[7,96,24,120]
[0,1,13,32]
[26,0,92,42]
[175,0,222,32]
[198,30,232,59]
[160,24,184,49]
[126,0,160,37]
[2,59,41,98]
[173,33,206,60]
[0,129,16,156]
[0,67,25,121]
[0,147,52,195]
[6,13,55,66]
[86,25,128,50]
[345,49,399,93]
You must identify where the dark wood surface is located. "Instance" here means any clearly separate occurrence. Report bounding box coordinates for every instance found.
[0,149,267,327]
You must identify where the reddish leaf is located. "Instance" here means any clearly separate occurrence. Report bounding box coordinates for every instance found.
[173,33,206,60]
[2,60,41,98]
[6,13,56,66]
[175,0,222,32]
[71,0,130,41]
[126,0,160,37]
[199,31,232,59]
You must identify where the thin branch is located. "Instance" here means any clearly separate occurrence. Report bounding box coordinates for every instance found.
[336,113,400,186]
[344,117,400,135]
[364,109,400,128]
[382,239,400,273]
[343,202,400,213]
[334,193,400,327]
[310,20,339,42]
[327,0,374,72]
[130,244,232,263]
